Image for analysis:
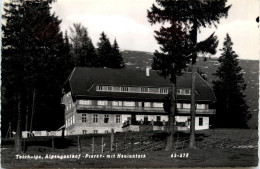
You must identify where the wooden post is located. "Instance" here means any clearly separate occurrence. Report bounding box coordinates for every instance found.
[52,137,55,150]
[111,128,114,152]
[77,136,81,152]
[140,134,142,151]
[124,136,126,151]
[151,136,153,151]
[9,122,11,138]
[115,139,118,152]
[101,137,104,153]
[22,138,26,153]
[175,133,179,150]
[92,137,94,153]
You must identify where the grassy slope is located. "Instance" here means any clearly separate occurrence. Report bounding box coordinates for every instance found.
[1,129,258,168]
[122,50,259,128]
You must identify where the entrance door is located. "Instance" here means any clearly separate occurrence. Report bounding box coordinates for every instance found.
[131,114,136,124]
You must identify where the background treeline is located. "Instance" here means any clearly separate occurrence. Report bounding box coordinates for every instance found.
[1,0,125,135]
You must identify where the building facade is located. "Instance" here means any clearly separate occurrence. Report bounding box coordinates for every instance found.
[61,67,216,135]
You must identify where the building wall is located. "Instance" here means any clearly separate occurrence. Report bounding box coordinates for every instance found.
[175,116,209,130]
[66,113,131,135]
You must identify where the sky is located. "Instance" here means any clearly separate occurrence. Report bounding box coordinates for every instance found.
[51,0,259,60]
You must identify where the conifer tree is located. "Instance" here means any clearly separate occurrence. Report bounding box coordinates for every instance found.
[111,39,125,68]
[148,0,230,149]
[96,32,113,68]
[69,23,98,67]
[2,0,67,152]
[213,34,251,128]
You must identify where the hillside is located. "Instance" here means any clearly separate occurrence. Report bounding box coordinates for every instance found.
[121,50,259,129]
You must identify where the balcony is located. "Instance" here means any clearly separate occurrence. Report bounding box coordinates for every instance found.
[76,105,216,115]
[77,105,165,113]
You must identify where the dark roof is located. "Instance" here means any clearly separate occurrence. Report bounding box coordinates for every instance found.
[64,67,216,102]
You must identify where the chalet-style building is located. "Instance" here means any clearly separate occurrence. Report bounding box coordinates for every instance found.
[61,67,216,135]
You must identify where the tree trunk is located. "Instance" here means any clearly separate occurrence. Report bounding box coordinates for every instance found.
[189,18,198,149]
[189,64,196,148]
[30,88,36,135]
[165,77,177,151]
[15,93,22,153]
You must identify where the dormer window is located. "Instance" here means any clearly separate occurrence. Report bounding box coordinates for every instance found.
[159,88,168,94]
[141,87,149,93]
[177,89,191,95]
[121,87,129,92]
[96,85,112,91]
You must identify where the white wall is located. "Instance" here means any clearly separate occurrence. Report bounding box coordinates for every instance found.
[175,116,209,130]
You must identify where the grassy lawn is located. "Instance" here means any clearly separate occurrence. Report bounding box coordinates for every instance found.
[1,129,258,168]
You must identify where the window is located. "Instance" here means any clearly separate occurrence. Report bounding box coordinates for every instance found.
[82,130,87,134]
[72,115,75,124]
[183,103,191,109]
[119,101,123,106]
[97,100,107,106]
[104,114,109,123]
[123,101,135,107]
[144,102,151,107]
[184,89,191,95]
[177,103,182,109]
[144,116,148,122]
[121,87,129,92]
[65,120,68,127]
[116,115,121,123]
[93,114,98,123]
[141,87,149,93]
[199,117,203,126]
[107,86,112,91]
[68,118,70,126]
[156,116,161,122]
[97,85,102,91]
[66,105,68,111]
[79,100,92,105]
[82,114,87,123]
[159,88,168,94]
[70,117,73,125]
[177,89,181,94]
[153,102,163,108]
[94,130,98,134]
[197,104,205,109]
[112,101,119,106]
[177,89,191,95]
[96,85,112,91]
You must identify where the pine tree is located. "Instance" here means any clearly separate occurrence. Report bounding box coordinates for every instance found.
[147,15,192,152]
[111,39,125,68]
[148,0,230,149]
[2,0,67,152]
[213,34,250,128]
[81,30,98,67]
[96,32,112,68]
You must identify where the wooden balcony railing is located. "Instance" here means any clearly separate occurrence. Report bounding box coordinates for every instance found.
[177,108,216,115]
[76,105,216,115]
[77,105,165,113]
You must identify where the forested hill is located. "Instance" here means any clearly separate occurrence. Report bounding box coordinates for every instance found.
[121,50,259,129]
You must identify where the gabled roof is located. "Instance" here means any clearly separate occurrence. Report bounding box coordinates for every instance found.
[64,67,216,102]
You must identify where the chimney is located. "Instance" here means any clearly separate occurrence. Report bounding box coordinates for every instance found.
[146,67,150,76]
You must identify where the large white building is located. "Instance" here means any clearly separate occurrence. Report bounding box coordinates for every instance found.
[61,67,216,135]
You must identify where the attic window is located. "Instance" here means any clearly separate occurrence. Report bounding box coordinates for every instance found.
[96,85,112,91]
[141,87,149,93]
[121,87,129,92]
[177,89,191,95]
[159,88,168,94]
